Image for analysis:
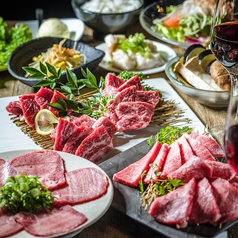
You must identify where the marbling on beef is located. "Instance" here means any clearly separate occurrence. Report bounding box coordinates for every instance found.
[117,75,143,92]
[52,167,109,206]
[34,86,54,109]
[0,158,18,187]
[5,100,23,116]
[10,150,67,191]
[14,205,87,237]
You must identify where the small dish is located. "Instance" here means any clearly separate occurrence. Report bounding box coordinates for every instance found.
[165,56,230,107]
[15,18,85,41]
[95,41,176,74]
[7,37,105,87]
[139,0,191,49]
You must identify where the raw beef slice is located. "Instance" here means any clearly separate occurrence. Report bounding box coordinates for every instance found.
[136,90,159,107]
[5,100,23,116]
[113,141,161,187]
[35,86,54,109]
[148,178,196,229]
[49,89,67,117]
[188,177,221,225]
[14,205,87,237]
[52,167,109,206]
[10,150,67,190]
[177,135,194,164]
[0,158,18,187]
[102,73,124,96]
[117,75,143,92]
[0,208,23,237]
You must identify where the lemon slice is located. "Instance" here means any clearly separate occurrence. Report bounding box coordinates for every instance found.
[35,109,59,136]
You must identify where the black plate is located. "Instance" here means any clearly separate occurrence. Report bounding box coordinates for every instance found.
[99,139,238,238]
[7,37,105,87]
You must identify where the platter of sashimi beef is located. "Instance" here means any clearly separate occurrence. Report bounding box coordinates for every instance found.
[0,149,113,237]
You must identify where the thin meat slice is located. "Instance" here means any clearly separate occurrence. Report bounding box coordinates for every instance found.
[177,135,194,164]
[189,132,225,158]
[208,160,236,181]
[184,134,216,161]
[0,158,18,187]
[116,101,154,132]
[14,205,87,237]
[10,150,67,191]
[54,118,80,151]
[160,141,182,178]
[113,141,162,187]
[62,122,93,154]
[117,75,143,92]
[5,100,23,116]
[19,94,40,130]
[167,156,213,182]
[49,89,68,117]
[75,125,114,163]
[35,86,54,109]
[230,176,238,189]
[148,178,196,229]
[211,178,238,225]
[52,167,109,206]
[144,143,170,184]
[136,90,159,107]
[0,208,23,237]
[71,114,96,128]
[188,177,221,225]
[92,116,117,138]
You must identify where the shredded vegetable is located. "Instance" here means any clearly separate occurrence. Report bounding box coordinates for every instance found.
[0,174,54,213]
[25,38,86,78]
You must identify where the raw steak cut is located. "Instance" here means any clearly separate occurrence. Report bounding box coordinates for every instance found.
[211,178,238,224]
[14,205,87,237]
[188,177,221,225]
[75,125,114,163]
[160,141,182,178]
[167,156,213,182]
[117,75,143,92]
[144,143,170,184]
[0,158,18,187]
[19,94,40,130]
[177,135,194,164]
[148,178,196,229]
[208,160,236,181]
[116,101,154,132]
[49,89,67,117]
[54,118,80,151]
[113,141,162,187]
[71,114,96,128]
[10,150,67,191]
[92,116,117,138]
[5,100,23,116]
[52,167,109,206]
[0,208,23,237]
[136,90,159,107]
[184,134,216,161]
[35,86,54,109]
[102,73,124,96]
[189,132,225,158]
[62,122,92,154]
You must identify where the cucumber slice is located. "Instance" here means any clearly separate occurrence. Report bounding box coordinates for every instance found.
[198,50,216,72]
[183,44,205,64]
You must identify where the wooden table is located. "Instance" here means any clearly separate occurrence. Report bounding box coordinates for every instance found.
[0,21,234,238]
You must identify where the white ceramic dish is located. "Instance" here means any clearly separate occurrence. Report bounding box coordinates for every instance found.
[95,41,177,74]
[0,149,114,238]
[15,18,85,41]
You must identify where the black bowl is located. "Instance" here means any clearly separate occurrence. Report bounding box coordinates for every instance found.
[7,37,105,87]
[71,0,144,34]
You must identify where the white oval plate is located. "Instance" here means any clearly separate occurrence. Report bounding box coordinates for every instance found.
[95,41,177,74]
[0,149,113,238]
[15,18,85,41]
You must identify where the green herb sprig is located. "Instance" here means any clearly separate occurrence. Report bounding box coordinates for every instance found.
[0,174,54,213]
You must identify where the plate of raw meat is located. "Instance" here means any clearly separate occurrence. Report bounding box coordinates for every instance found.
[0,149,113,238]
[99,131,238,238]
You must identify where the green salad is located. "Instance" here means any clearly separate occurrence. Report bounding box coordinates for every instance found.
[0,17,32,70]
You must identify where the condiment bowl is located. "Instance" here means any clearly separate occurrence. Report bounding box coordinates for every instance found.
[7,37,105,87]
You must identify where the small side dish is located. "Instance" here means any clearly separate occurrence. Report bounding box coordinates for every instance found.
[105,33,165,71]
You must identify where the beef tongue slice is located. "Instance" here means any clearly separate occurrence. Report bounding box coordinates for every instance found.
[0,158,18,187]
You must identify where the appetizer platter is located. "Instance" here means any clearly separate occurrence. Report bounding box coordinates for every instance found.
[95,33,176,74]
[0,149,113,237]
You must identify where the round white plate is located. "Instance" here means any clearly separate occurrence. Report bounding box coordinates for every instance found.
[0,149,113,238]
[95,41,177,74]
[15,18,85,41]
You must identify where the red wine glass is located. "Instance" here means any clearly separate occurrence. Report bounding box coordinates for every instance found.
[210,0,238,172]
